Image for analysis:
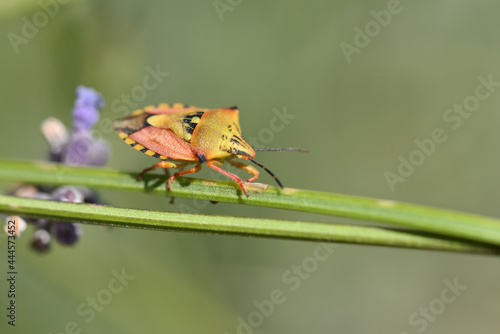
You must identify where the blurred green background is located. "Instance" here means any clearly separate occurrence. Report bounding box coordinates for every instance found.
[1,0,499,333]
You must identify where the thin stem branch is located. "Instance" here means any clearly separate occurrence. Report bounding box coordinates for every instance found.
[0,194,496,254]
[1,159,500,248]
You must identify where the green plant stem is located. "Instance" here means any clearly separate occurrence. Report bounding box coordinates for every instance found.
[0,194,496,254]
[1,159,500,248]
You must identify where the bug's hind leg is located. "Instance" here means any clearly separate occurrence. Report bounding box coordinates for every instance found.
[137,161,186,180]
[162,168,175,203]
[227,160,259,183]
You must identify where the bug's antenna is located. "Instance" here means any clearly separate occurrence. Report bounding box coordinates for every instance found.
[254,148,308,153]
[249,159,283,188]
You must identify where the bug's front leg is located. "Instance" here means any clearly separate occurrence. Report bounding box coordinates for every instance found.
[227,160,259,183]
[207,160,249,197]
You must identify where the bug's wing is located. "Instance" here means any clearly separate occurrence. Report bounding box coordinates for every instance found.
[129,126,197,161]
[146,110,206,142]
[112,111,150,135]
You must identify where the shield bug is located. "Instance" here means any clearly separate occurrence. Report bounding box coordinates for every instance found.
[112,103,305,197]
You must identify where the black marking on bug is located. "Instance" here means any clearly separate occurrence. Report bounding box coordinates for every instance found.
[153,153,162,159]
[219,145,232,154]
[182,111,205,135]
[230,135,243,145]
[228,106,238,110]
[196,153,207,163]
[182,111,204,123]
[140,148,148,153]
[119,126,140,134]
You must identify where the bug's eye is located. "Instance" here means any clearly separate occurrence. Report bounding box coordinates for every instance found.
[232,148,237,155]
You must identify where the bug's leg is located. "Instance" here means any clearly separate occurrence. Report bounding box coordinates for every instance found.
[138,161,184,180]
[168,164,201,191]
[164,163,188,203]
[163,168,170,178]
[163,168,175,203]
[227,160,259,183]
[207,160,248,197]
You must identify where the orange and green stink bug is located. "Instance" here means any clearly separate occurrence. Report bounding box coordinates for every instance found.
[112,103,304,197]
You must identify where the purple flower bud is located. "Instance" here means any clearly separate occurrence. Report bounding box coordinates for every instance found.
[31,229,51,253]
[52,186,84,203]
[63,130,110,166]
[72,86,104,132]
[77,186,102,204]
[41,117,69,162]
[52,222,82,246]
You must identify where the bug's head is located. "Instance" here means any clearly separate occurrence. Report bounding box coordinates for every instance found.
[230,136,255,160]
